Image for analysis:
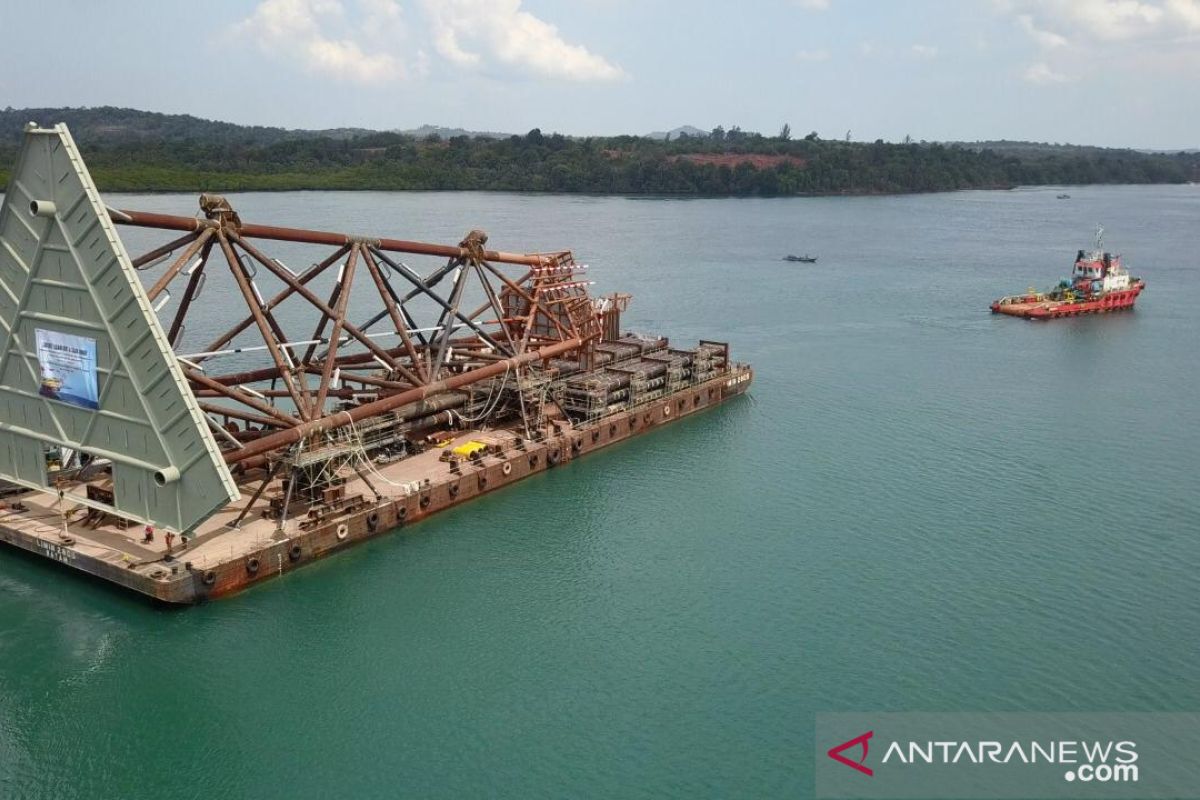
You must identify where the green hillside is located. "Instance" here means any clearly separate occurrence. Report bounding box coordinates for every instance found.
[1,107,1196,196]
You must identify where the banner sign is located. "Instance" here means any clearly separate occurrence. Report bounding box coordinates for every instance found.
[35,329,99,410]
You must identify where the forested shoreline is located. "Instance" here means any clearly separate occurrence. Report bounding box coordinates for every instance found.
[2,107,1196,196]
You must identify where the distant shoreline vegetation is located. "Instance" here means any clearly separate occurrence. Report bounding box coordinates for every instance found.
[2,107,1197,196]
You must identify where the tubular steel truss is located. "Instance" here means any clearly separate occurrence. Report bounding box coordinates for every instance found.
[111,196,604,472]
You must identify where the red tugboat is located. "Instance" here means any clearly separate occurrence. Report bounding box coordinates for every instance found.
[991,227,1145,319]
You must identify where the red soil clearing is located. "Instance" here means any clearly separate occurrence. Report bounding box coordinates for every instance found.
[668,153,807,169]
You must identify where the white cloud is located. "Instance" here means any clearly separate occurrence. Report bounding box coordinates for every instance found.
[1004,2,1200,87]
[419,0,625,81]
[1006,0,1200,46]
[1017,13,1069,47]
[413,48,431,78]
[1166,0,1200,27]
[910,44,938,58]
[232,0,624,84]
[1052,0,1163,40]
[360,0,401,26]
[795,0,831,10]
[796,49,831,62]
[1023,61,1072,83]
[232,0,404,84]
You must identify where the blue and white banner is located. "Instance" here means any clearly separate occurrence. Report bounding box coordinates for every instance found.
[35,329,99,410]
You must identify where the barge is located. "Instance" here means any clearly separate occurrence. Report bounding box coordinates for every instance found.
[0,124,752,603]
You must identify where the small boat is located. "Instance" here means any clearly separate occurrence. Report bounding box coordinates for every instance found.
[991,226,1145,319]
[1057,193,1071,199]
[784,254,817,263]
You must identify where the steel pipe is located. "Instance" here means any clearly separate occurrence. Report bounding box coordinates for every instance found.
[111,208,564,268]
[224,337,581,465]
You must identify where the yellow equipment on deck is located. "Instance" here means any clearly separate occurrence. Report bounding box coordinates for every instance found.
[453,441,489,458]
[439,440,491,462]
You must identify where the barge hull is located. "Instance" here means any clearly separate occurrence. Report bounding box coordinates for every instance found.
[0,366,752,604]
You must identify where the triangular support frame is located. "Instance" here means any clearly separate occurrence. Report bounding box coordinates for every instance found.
[0,124,238,532]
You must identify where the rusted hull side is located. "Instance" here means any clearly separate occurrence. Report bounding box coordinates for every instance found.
[0,366,753,604]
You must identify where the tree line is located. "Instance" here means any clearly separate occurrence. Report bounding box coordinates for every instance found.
[0,108,1196,196]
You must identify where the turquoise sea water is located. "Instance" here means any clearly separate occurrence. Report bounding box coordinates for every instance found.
[1,185,1198,798]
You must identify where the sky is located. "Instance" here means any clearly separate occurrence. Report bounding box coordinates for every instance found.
[0,0,1197,149]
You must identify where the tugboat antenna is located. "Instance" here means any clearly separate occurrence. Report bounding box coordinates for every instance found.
[1096,224,1104,251]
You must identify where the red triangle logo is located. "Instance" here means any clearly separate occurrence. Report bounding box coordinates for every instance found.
[827,730,874,776]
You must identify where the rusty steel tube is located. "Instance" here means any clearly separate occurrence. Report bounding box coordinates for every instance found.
[201,340,429,386]
[232,392,470,472]
[111,208,561,268]
[223,337,582,465]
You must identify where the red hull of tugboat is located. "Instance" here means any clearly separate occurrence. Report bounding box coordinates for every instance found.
[991,280,1144,319]
[992,231,1145,320]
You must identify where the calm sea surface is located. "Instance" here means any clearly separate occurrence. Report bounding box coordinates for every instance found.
[1,185,1198,798]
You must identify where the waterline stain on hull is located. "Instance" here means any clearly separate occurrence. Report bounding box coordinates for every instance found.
[0,367,752,604]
